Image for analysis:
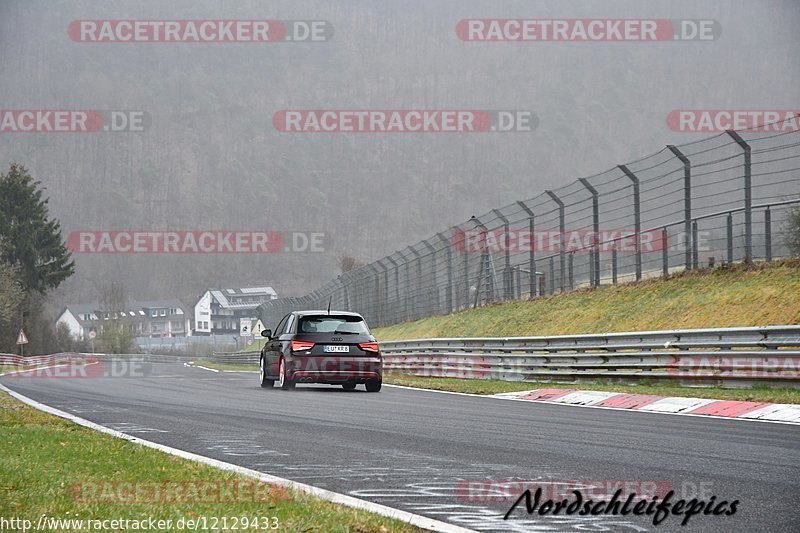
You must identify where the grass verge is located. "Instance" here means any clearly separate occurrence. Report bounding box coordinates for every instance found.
[194,360,258,372]
[0,390,420,532]
[374,260,800,340]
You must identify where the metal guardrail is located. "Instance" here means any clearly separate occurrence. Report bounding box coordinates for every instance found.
[209,326,800,387]
[0,352,197,366]
[211,351,260,366]
[379,326,800,385]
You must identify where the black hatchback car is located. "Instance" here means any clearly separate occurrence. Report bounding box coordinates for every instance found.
[259,310,383,392]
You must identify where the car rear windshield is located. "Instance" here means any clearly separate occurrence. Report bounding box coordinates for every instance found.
[298,315,370,335]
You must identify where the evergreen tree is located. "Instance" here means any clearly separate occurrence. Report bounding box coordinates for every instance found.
[0,163,75,294]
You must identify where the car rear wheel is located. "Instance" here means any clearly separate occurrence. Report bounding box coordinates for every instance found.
[278,358,295,390]
[259,357,274,388]
[341,382,356,391]
[365,380,382,392]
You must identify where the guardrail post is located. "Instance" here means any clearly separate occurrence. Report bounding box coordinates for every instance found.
[545,190,565,292]
[579,178,601,287]
[612,243,618,284]
[492,209,513,300]
[726,130,752,263]
[662,227,669,278]
[765,207,772,261]
[516,201,536,298]
[437,231,453,314]
[692,220,699,268]
[618,164,642,281]
[667,145,692,270]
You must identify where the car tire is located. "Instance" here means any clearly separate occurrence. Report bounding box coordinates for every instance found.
[341,382,356,391]
[259,357,274,388]
[365,380,382,392]
[278,357,295,390]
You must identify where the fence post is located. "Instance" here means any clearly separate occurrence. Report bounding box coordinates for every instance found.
[765,207,772,261]
[492,209,513,300]
[726,213,734,264]
[726,130,752,263]
[471,216,494,304]
[545,190,566,292]
[437,231,453,314]
[516,201,536,298]
[662,227,669,278]
[667,145,692,270]
[386,255,400,324]
[579,178,601,287]
[374,261,387,326]
[548,256,555,295]
[568,252,574,290]
[422,239,437,315]
[692,220,699,268]
[400,249,413,321]
[612,243,618,284]
[618,164,642,281]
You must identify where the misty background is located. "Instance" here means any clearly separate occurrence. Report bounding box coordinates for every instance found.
[0,0,798,310]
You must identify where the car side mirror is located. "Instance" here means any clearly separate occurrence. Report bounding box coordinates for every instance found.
[261,329,272,338]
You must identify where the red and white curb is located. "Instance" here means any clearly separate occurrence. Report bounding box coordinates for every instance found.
[492,388,800,423]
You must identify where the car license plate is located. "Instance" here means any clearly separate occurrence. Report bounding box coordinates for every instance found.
[323,345,349,353]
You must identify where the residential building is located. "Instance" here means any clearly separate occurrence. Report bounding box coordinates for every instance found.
[192,287,277,336]
[56,300,190,341]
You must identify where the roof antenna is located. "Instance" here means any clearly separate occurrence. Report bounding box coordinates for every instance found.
[327,296,332,315]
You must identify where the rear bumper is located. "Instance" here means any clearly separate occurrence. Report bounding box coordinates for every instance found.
[288,356,382,383]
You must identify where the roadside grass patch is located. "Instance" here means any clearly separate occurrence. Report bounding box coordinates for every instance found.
[374,260,800,340]
[0,391,420,532]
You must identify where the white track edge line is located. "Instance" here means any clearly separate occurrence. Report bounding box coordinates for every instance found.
[0,381,475,533]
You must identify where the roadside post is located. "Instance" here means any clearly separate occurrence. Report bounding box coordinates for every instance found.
[16,329,28,357]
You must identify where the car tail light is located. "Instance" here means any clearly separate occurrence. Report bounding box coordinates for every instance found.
[359,342,380,353]
[291,340,315,352]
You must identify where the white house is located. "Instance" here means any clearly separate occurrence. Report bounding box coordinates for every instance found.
[192,287,277,336]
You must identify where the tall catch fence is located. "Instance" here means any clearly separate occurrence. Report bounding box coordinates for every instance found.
[259,119,800,330]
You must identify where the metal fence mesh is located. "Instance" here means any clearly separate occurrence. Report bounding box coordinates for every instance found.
[259,120,800,330]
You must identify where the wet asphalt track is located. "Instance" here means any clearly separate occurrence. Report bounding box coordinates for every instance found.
[2,362,799,532]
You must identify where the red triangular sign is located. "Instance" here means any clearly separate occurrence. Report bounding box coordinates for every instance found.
[16,329,28,345]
